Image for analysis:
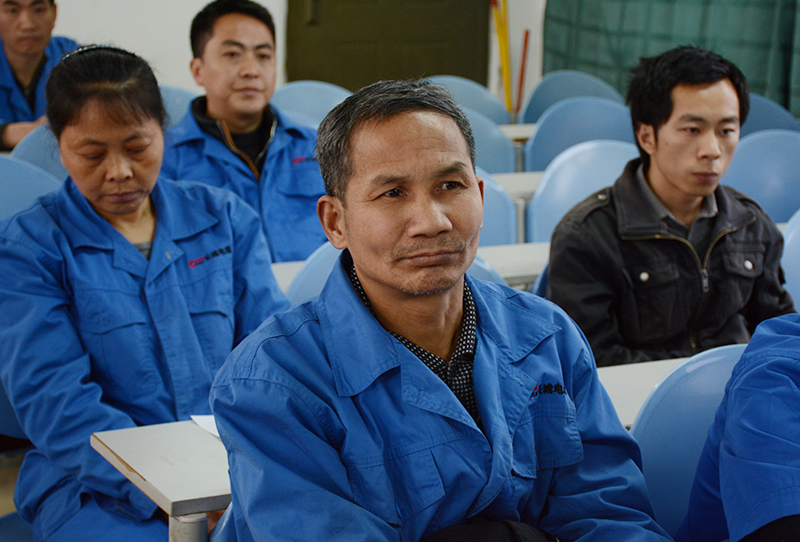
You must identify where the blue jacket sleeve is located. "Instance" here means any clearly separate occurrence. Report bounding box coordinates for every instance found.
[533,338,670,540]
[227,194,290,343]
[0,236,157,519]
[211,337,401,542]
[719,349,800,541]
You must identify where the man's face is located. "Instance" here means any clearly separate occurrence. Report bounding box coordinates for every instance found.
[637,79,741,205]
[321,110,484,302]
[0,0,56,59]
[190,12,276,131]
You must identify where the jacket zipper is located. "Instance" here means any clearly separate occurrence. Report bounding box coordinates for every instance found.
[216,117,278,182]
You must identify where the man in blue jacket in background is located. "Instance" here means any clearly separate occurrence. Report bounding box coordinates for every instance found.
[210,79,671,542]
[0,0,77,149]
[162,0,327,263]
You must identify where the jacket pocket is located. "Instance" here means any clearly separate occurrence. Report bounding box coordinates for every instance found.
[716,245,765,312]
[72,292,159,397]
[182,269,235,373]
[622,258,684,342]
[348,448,445,525]
[512,394,583,477]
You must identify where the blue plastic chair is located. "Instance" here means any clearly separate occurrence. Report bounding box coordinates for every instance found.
[476,167,516,246]
[10,124,67,183]
[722,129,800,223]
[270,80,351,124]
[782,207,800,303]
[526,140,639,243]
[160,85,198,129]
[524,96,635,172]
[286,242,507,305]
[0,156,62,220]
[630,344,746,537]
[519,70,625,124]
[740,93,800,137]
[462,107,516,174]
[426,75,510,124]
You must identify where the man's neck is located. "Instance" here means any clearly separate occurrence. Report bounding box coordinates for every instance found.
[207,106,263,134]
[366,280,465,361]
[645,170,705,228]
[4,46,46,90]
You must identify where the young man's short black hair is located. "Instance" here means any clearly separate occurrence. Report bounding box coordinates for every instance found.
[626,45,750,167]
[190,0,275,58]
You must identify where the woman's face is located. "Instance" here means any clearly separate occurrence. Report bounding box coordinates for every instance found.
[58,99,164,223]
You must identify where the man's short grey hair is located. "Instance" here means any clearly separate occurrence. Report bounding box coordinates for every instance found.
[316,79,476,200]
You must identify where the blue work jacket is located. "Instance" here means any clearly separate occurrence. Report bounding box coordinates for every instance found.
[0,36,79,124]
[211,254,671,542]
[676,313,800,542]
[0,178,289,539]
[162,106,327,263]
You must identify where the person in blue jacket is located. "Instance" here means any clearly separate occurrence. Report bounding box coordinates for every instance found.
[0,46,289,541]
[0,0,77,149]
[210,80,671,542]
[161,0,327,263]
[676,312,800,542]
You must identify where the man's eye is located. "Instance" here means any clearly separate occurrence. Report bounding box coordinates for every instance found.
[383,189,402,198]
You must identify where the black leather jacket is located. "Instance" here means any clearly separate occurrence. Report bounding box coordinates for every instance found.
[548,159,795,367]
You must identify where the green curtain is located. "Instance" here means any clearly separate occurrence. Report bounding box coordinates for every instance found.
[543,0,800,115]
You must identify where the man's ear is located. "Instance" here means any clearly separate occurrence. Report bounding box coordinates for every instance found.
[317,195,348,249]
[190,57,204,87]
[636,123,657,157]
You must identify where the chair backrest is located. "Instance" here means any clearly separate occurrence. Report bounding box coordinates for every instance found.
[11,124,68,182]
[0,155,62,221]
[630,344,747,537]
[160,84,199,129]
[722,129,800,223]
[525,140,639,243]
[740,93,800,137]
[286,242,507,305]
[524,96,635,172]
[271,80,352,124]
[519,69,625,124]
[462,107,516,174]
[426,75,510,124]
[782,207,800,303]
[476,167,516,246]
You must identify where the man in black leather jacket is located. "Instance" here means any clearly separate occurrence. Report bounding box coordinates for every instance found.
[548,46,795,367]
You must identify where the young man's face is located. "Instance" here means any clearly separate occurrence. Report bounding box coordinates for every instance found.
[0,0,56,59]
[190,12,276,132]
[319,110,484,303]
[637,79,741,207]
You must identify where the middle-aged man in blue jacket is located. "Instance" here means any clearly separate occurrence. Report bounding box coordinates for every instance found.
[676,312,800,542]
[162,0,327,263]
[0,0,77,149]
[210,79,671,542]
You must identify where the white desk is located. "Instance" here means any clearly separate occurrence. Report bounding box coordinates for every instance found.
[597,358,686,428]
[91,420,230,541]
[272,260,304,293]
[491,171,544,242]
[498,123,537,142]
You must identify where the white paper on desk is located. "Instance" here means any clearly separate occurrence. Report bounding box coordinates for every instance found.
[191,415,220,438]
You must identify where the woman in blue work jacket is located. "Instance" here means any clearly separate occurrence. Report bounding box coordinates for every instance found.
[0,46,290,541]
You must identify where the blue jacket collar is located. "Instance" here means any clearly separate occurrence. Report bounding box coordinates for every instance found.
[57,177,218,251]
[317,252,560,398]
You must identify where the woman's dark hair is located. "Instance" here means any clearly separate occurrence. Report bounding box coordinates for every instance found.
[46,46,167,139]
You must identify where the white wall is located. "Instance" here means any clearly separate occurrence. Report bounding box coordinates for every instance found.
[53,0,288,92]
[54,0,543,108]
[487,0,547,119]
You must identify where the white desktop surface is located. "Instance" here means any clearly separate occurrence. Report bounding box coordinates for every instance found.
[596,357,687,428]
[491,171,544,201]
[498,123,537,142]
[91,420,231,517]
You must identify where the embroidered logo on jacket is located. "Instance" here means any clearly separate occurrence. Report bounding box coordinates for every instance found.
[533,383,566,397]
[189,246,232,268]
[292,155,317,165]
